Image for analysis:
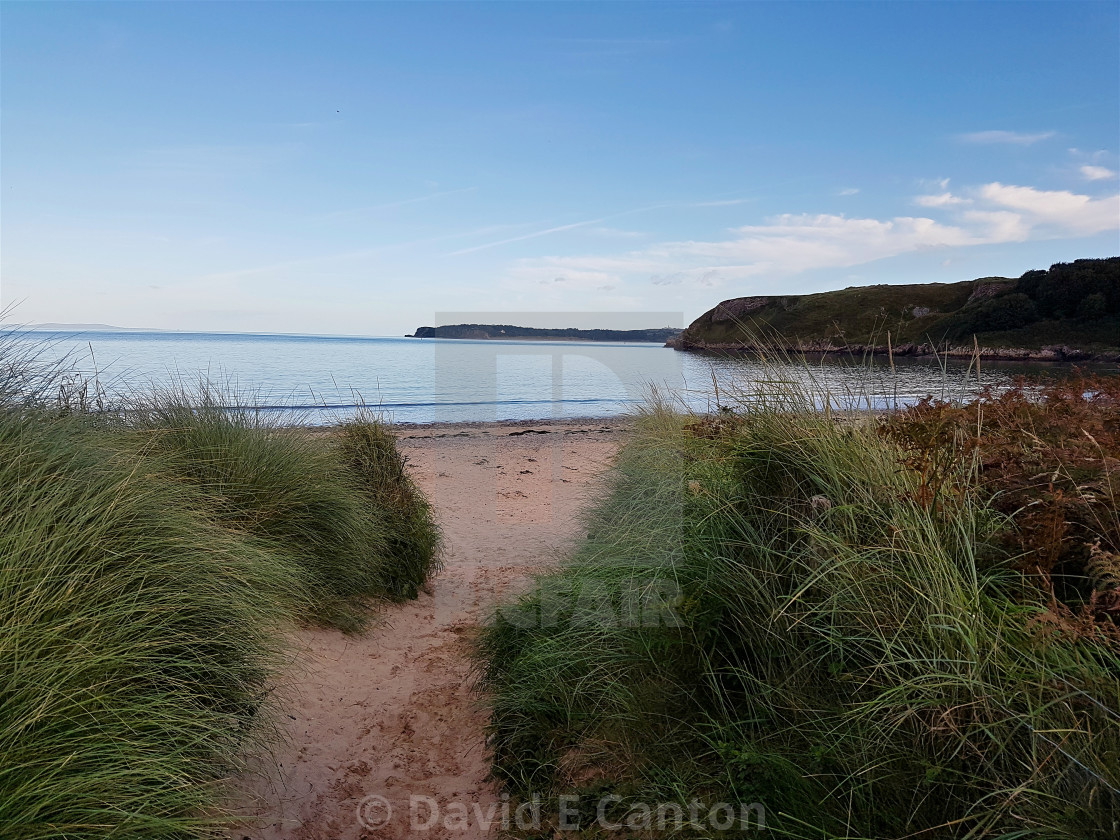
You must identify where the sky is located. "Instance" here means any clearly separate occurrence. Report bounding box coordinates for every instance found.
[2,1,1118,336]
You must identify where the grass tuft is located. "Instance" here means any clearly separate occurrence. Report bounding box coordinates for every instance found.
[335,413,442,600]
[126,384,406,630]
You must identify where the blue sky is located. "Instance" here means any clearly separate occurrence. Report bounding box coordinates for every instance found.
[2,1,1118,335]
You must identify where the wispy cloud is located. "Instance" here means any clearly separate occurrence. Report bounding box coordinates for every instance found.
[508,214,979,293]
[690,198,752,207]
[447,198,753,256]
[957,130,1056,146]
[1081,164,1117,181]
[448,198,716,256]
[838,188,860,196]
[449,218,606,256]
[588,226,647,239]
[503,181,1119,295]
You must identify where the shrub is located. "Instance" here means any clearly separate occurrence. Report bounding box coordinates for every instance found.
[880,373,1120,637]
[978,291,1039,330]
[942,292,1038,341]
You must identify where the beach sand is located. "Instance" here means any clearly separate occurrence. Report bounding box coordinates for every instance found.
[231,417,630,839]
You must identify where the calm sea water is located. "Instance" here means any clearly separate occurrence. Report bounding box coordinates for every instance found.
[7,329,1087,425]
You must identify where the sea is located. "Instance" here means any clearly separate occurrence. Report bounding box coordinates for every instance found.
[4,329,1094,425]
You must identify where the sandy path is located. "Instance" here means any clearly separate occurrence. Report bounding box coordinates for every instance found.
[232,419,628,839]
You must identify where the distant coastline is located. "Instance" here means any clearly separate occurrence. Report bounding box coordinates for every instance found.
[14,322,133,332]
[409,324,682,343]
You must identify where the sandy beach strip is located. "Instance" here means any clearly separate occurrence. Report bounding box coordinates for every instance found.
[231,417,632,840]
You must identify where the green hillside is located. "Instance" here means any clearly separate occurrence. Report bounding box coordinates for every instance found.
[672,257,1120,358]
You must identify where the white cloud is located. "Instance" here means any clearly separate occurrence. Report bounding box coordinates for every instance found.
[509,214,980,292]
[959,209,1031,243]
[838,188,860,196]
[1081,165,1117,182]
[979,182,1119,235]
[914,192,971,208]
[958,130,1056,146]
[658,214,977,273]
[503,181,1118,296]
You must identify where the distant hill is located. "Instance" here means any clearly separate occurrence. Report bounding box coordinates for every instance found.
[12,323,126,332]
[410,324,682,343]
[668,258,1120,361]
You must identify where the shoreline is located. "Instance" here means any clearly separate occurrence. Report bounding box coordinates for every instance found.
[393,415,634,433]
[302,415,636,437]
[668,341,1120,364]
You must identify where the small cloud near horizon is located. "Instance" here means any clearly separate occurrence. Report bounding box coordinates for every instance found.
[958,130,1056,146]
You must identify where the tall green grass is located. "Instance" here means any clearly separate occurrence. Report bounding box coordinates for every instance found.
[336,412,441,599]
[0,410,301,838]
[127,386,440,629]
[478,381,1120,837]
[0,352,440,838]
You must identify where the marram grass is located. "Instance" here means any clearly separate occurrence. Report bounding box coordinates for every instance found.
[126,386,441,630]
[478,379,1120,838]
[0,411,299,838]
[335,413,442,600]
[0,364,441,838]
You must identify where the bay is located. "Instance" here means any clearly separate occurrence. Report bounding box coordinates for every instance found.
[6,329,1068,424]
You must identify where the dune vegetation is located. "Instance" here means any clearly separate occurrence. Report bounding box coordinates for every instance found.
[478,371,1120,838]
[0,343,440,838]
